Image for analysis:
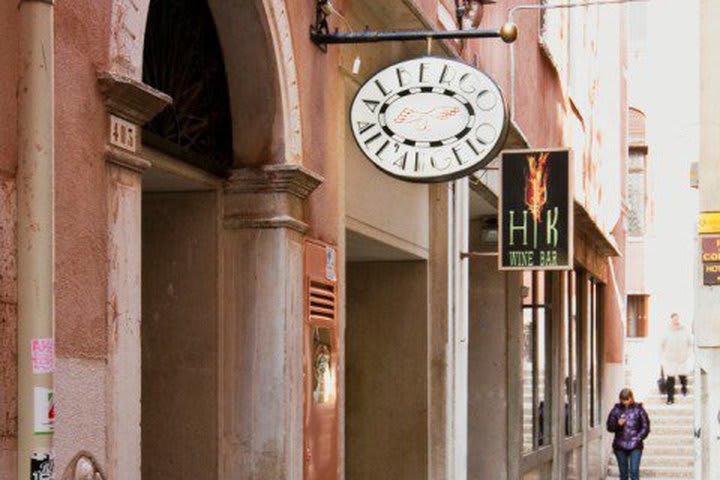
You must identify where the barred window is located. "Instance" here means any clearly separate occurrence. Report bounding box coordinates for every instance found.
[627,151,647,236]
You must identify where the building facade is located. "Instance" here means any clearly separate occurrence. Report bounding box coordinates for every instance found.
[697,1,720,478]
[623,0,698,401]
[0,1,630,479]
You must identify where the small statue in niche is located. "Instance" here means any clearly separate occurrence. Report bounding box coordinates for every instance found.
[313,343,333,404]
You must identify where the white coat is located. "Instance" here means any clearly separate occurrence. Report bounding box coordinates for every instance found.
[661,324,693,377]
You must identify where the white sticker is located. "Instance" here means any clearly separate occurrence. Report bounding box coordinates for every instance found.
[30,451,54,480]
[325,247,337,282]
[31,338,55,374]
[33,387,55,435]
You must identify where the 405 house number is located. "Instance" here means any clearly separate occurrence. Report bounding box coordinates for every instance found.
[350,57,509,183]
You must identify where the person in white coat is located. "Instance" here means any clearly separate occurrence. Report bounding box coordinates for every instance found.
[660,313,693,404]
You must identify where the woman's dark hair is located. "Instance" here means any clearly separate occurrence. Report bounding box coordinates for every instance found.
[619,388,635,402]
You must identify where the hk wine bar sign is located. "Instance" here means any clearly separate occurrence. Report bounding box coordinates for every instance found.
[499,149,573,270]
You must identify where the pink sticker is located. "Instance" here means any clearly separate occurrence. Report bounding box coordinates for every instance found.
[31,338,55,374]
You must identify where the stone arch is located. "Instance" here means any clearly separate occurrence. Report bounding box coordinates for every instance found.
[108,0,302,166]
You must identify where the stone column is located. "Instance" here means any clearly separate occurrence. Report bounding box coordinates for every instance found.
[64,72,169,480]
[428,180,469,480]
[220,165,322,479]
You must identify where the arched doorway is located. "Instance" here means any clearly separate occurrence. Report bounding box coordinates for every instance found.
[140,1,230,478]
[133,0,322,477]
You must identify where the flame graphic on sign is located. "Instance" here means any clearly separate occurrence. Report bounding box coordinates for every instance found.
[525,152,550,223]
[393,106,460,131]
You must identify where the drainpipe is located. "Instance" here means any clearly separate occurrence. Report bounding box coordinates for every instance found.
[17,0,55,479]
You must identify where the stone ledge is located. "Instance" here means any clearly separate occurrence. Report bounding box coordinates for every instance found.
[104,146,151,173]
[225,164,324,199]
[97,71,172,125]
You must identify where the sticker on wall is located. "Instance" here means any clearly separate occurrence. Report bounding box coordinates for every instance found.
[325,246,337,282]
[31,338,55,374]
[33,387,55,435]
[699,212,720,235]
[30,451,54,480]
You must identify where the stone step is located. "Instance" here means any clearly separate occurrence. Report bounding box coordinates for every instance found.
[647,386,696,395]
[522,412,694,425]
[607,477,693,480]
[646,391,695,399]
[643,445,694,456]
[645,395,694,406]
[644,434,694,447]
[650,424,694,435]
[649,414,694,424]
[610,454,693,468]
[645,406,694,417]
[607,465,693,478]
[650,421,695,431]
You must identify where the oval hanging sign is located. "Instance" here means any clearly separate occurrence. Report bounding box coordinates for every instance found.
[350,57,509,183]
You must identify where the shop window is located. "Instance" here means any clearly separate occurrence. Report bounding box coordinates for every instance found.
[522,271,553,453]
[627,294,650,338]
[564,270,581,437]
[565,271,603,436]
[563,270,589,437]
[589,279,602,428]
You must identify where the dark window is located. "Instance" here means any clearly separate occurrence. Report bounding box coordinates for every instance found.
[522,271,553,452]
[627,295,650,338]
[143,0,233,175]
[589,279,602,427]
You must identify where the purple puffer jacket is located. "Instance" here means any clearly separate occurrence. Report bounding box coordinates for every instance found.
[606,402,651,451]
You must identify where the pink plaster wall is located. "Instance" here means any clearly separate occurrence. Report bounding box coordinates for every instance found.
[0,0,628,475]
[285,0,343,246]
[55,0,112,358]
[473,2,566,147]
[0,3,18,478]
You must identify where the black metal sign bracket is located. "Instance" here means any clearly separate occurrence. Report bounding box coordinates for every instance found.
[310,0,517,52]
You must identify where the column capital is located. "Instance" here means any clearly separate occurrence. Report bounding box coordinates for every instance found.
[223,164,324,234]
[224,164,323,199]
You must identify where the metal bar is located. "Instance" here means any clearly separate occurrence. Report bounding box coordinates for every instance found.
[311,27,502,45]
[460,251,499,258]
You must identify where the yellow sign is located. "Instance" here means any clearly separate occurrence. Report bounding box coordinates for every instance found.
[699,212,720,234]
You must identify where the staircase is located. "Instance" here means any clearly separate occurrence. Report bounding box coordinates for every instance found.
[607,378,695,479]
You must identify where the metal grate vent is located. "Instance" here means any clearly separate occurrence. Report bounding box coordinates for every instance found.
[308,280,336,322]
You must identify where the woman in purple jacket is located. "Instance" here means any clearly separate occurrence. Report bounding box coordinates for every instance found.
[606,388,651,480]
